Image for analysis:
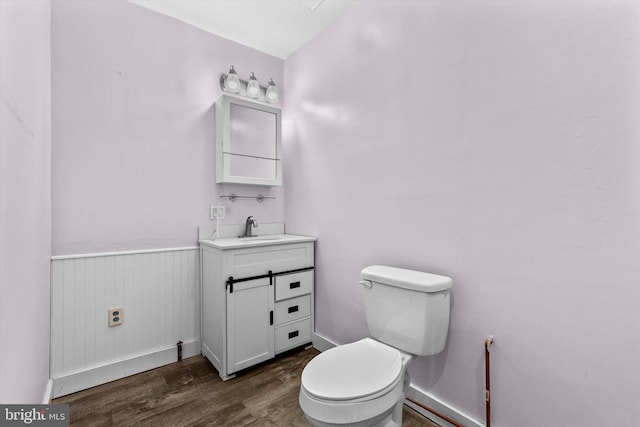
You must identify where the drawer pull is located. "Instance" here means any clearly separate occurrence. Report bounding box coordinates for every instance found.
[289,281,301,289]
[288,330,299,339]
[288,305,299,314]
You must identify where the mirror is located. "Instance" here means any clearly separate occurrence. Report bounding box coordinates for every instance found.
[215,95,282,186]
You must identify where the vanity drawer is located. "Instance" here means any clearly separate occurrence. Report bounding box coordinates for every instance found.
[275,270,313,301]
[274,295,310,325]
[227,244,314,278]
[275,318,311,353]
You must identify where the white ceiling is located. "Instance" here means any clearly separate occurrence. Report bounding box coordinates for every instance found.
[129,0,358,59]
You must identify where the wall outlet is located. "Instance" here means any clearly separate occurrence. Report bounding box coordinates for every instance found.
[108,307,124,327]
[209,205,225,220]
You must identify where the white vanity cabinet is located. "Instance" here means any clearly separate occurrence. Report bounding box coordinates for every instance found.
[200,237,314,380]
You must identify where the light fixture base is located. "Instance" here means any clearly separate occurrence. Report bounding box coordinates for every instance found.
[220,74,277,103]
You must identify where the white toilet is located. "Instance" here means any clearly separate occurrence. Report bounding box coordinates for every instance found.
[299,265,452,427]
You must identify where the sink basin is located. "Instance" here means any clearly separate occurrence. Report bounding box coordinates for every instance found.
[238,235,284,242]
[199,233,314,249]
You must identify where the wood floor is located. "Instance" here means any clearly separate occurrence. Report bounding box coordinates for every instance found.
[53,346,439,426]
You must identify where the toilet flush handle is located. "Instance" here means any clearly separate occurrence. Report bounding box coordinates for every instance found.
[358,280,373,289]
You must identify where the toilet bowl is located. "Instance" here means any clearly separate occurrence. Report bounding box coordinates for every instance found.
[299,265,453,427]
[299,338,413,427]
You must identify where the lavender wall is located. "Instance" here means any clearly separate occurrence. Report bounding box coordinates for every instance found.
[284,1,640,425]
[52,0,284,256]
[0,0,52,403]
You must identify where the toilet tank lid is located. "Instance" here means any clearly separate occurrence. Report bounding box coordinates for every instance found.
[361,265,452,292]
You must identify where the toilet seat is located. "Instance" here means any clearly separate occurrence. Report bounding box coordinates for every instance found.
[301,338,403,401]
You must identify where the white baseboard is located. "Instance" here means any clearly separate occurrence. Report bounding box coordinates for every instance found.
[42,379,53,404]
[406,386,483,427]
[311,332,337,352]
[51,339,200,398]
[310,332,482,427]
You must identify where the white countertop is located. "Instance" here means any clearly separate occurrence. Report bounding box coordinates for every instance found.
[199,233,316,250]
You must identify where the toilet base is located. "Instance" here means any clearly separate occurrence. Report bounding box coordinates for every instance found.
[303,396,405,427]
[299,343,415,427]
[300,374,410,427]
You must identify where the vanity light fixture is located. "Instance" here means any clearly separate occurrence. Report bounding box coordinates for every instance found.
[221,65,240,93]
[265,78,279,104]
[246,72,260,99]
[220,65,279,103]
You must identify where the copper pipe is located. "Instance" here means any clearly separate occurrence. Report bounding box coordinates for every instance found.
[485,336,494,427]
[406,337,495,427]
[406,397,465,427]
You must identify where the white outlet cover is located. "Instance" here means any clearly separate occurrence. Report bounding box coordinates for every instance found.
[210,205,225,220]
[108,307,124,327]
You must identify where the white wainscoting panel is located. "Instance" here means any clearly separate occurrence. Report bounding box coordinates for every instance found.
[50,247,200,398]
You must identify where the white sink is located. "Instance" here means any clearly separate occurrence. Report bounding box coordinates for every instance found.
[238,235,284,243]
[199,233,315,250]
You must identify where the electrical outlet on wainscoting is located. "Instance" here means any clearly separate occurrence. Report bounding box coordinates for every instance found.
[108,307,124,327]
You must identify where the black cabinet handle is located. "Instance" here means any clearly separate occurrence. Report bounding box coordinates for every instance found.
[289,281,301,289]
[288,330,299,339]
[288,305,299,314]
[270,311,273,325]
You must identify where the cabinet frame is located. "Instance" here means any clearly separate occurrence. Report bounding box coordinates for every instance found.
[215,95,282,186]
[200,242,314,380]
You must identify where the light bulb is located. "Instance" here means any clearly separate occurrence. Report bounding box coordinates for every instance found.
[247,72,260,98]
[265,78,279,103]
[224,65,240,93]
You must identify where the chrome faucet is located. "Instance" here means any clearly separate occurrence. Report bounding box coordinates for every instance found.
[240,216,258,238]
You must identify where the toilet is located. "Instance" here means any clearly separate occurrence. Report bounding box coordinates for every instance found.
[299,265,452,427]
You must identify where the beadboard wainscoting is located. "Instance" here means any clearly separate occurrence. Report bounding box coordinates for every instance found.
[50,247,201,398]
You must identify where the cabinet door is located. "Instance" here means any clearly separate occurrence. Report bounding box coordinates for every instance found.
[226,278,274,374]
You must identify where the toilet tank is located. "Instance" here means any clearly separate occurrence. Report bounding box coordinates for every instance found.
[360,265,452,356]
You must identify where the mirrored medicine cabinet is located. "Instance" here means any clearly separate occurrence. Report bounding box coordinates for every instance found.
[215,95,282,186]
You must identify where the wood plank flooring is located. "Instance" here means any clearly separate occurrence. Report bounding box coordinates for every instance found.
[54,346,439,426]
